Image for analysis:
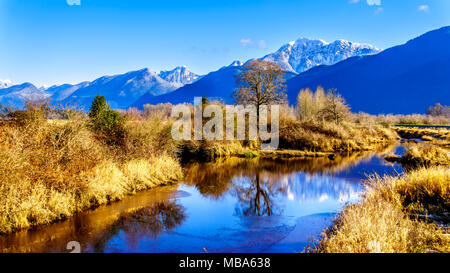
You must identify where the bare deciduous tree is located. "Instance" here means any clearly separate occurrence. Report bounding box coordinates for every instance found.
[320,88,350,125]
[296,86,327,121]
[233,60,287,115]
[427,103,450,118]
[233,60,287,147]
[296,86,349,124]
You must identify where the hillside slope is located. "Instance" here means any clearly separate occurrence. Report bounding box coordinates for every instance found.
[286,27,450,114]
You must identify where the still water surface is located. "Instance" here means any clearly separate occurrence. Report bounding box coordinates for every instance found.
[0,146,404,253]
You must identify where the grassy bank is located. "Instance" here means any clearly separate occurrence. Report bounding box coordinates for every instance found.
[0,100,443,236]
[316,140,450,253]
[401,144,450,168]
[279,117,397,152]
[385,143,450,168]
[313,167,449,253]
[393,126,450,148]
[0,106,182,234]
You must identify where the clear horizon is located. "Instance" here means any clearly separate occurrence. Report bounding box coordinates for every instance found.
[1,0,450,87]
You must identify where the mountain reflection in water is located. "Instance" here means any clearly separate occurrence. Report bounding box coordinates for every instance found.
[0,146,402,253]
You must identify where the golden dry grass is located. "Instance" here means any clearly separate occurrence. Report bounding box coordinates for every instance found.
[401,144,450,168]
[279,117,398,152]
[314,167,450,253]
[0,113,182,234]
[393,127,450,148]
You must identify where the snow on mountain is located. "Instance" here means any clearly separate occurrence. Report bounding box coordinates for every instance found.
[0,83,50,108]
[46,81,90,102]
[0,79,12,89]
[285,26,450,114]
[228,60,244,67]
[219,60,244,71]
[260,38,380,74]
[38,85,50,92]
[132,65,297,108]
[0,66,200,110]
[2,36,379,110]
[158,66,200,88]
[63,68,182,109]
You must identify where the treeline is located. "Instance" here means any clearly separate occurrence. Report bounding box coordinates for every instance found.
[296,86,349,125]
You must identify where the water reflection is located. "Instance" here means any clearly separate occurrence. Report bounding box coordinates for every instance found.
[0,185,184,253]
[184,147,401,209]
[94,202,186,252]
[0,145,402,253]
[233,173,283,216]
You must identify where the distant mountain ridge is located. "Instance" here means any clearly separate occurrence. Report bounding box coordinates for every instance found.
[132,62,298,107]
[46,82,90,102]
[0,79,12,89]
[1,66,200,110]
[3,27,449,114]
[285,26,450,114]
[0,83,50,108]
[158,66,201,88]
[62,68,178,109]
[132,37,378,108]
[260,38,380,74]
[134,27,450,114]
[2,35,378,109]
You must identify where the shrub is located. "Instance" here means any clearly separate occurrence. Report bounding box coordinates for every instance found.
[0,116,183,234]
[7,101,47,127]
[88,95,126,146]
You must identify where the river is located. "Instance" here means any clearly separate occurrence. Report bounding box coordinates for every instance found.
[0,146,404,253]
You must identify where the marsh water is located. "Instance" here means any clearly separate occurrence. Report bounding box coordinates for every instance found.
[0,146,404,253]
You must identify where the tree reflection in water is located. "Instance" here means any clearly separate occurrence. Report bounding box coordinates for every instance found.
[233,172,285,217]
[93,202,185,252]
[183,146,399,217]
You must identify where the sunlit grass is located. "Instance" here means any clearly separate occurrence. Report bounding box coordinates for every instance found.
[400,144,450,168]
[314,167,450,253]
[0,107,182,234]
[279,117,398,152]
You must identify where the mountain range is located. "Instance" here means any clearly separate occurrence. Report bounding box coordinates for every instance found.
[260,38,379,74]
[131,38,378,107]
[132,62,297,106]
[1,27,449,114]
[0,66,201,110]
[286,26,450,114]
[0,83,50,107]
[61,67,192,110]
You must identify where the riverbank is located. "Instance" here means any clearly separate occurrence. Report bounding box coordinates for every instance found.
[0,114,182,234]
[0,103,400,235]
[385,143,450,168]
[393,126,449,148]
[1,146,400,253]
[179,120,398,162]
[314,137,450,253]
[0,103,434,236]
[313,166,450,253]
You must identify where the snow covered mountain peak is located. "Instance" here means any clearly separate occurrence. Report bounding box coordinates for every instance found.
[260,37,380,73]
[0,79,12,89]
[0,82,50,108]
[158,66,200,87]
[137,67,157,75]
[228,60,244,67]
[219,60,244,71]
[292,37,327,46]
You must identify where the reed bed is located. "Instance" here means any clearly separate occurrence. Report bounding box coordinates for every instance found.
[0,107,182,234]
[314,167,450,253]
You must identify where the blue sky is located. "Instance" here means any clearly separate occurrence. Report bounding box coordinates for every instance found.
[1,0,449,87]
